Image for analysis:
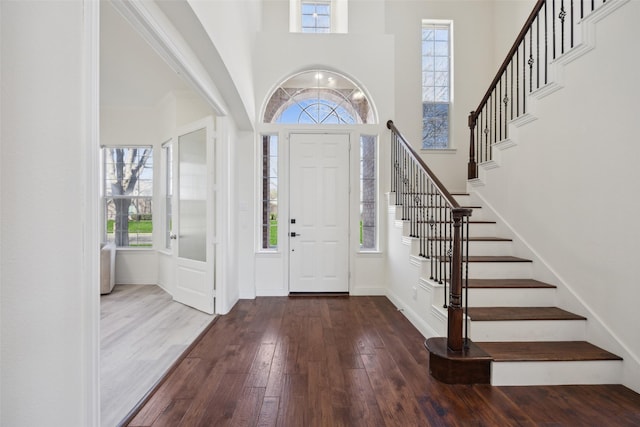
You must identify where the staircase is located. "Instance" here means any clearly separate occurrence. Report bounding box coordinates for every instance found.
[388,190,623,386]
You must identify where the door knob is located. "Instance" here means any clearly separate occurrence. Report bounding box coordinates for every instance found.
[290,232,301,237]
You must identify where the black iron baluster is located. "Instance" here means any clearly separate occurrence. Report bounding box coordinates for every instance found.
[536,12,540,89]
[553,0,557,59]
[438,193,444,284]
[503,74,509,138]
[516,47,520,116]
[545,0,549,84]
[510,62,514,121]
[463,214,470,348]
[529,29,534,93]
[571,0,574,48]
[493,89,497,144]
[499,76,503,141]
[431,187,436,279]
[522,40,527,113]
[560,0,566,55]
[409,160,414,237]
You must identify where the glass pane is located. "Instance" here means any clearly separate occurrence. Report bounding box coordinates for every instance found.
[104,147,152,197]
[317,16,330,28]
[435,41,449,56]
[179,128,207,262]
[423,57,435,72]
[434,56,449,72]
[435,28,449,41]
[316,4,330,15]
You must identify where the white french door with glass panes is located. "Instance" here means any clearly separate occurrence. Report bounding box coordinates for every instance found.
[289,133,350,293]
[171,118,215,314]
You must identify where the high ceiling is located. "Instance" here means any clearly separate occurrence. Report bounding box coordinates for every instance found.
[100,1,190,108]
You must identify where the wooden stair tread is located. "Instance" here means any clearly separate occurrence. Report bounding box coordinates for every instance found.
[432,236,512,242]
[467,278,556,288]
[416,220,496,224]
[476,341,622,362]
[467,307,587,321]
[438,256,532,263]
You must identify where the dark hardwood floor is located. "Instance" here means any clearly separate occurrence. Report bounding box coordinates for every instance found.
[127,296,640,426]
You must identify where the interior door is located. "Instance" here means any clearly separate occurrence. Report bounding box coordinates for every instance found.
[289,133,350,293]
[172,121,215,313]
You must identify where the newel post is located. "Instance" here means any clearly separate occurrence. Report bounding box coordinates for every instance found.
[468,112,477,180]
[447,208,467,352]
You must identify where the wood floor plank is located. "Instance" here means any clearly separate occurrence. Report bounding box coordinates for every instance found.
[255,396,279,427]
[127,296,640,427]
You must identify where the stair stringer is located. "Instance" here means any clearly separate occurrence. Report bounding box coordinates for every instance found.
[468,189,636,389]
[386,192,628,387]
[462,0,639,392]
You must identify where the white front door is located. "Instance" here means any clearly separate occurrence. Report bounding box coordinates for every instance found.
[289,133,350,293]
[172,119,215,313]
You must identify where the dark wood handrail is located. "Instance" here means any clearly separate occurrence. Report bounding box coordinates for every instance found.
[470,0,546,121]
[387,120,462,211]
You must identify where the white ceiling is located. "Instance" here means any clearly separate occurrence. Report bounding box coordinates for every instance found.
[100,1,190,108]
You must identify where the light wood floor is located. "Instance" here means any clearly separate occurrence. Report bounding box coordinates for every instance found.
[127,296,640,426]
[101,285,214,427]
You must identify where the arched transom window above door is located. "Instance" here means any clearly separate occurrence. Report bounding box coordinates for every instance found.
[263,70,375,125]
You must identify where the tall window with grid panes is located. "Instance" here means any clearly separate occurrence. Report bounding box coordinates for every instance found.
[422,21,453,149]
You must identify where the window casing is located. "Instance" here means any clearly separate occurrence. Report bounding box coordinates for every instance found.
[422,21,453,149]
[262,135,278,250]
[103,147,153,247]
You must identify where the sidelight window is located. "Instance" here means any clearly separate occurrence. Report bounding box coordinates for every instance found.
[360,135,377,250]
[261,135,279,250]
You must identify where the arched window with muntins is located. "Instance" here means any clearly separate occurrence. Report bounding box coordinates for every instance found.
[263,70,375,124]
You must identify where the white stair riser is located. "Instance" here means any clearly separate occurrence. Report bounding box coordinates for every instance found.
[491,360,622,386]
[410,239,513,257]
[430,287,556,308]
[465,261,532,278]
[468,241,513,256]
[469,319,586,342]
[464,288,556,307]
[420,260,533,280]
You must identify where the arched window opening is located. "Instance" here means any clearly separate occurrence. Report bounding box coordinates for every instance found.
[263,70,374,124]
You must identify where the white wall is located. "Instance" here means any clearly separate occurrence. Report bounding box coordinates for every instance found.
[1,1,98,425]
[492,0,537,67]
[188,0,262,126]
[386,1,506,193]
[470,0,640,392]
